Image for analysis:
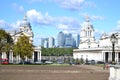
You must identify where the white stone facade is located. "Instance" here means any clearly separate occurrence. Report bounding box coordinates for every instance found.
[73,17,120,63]
[2,15,41,63]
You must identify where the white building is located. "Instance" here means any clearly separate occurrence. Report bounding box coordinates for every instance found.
[73,17,120,63]
[2,15,41,63]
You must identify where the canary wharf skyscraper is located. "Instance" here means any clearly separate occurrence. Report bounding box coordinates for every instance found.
[48,37,55,48]
[57,31,65,48]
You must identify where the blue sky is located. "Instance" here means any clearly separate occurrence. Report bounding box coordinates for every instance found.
[0,0,120,46]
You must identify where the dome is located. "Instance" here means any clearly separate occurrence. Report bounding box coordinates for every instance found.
[81,17,94,30]
[20,15,31,28]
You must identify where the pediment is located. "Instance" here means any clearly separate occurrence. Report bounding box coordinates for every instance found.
[14,31,31,37]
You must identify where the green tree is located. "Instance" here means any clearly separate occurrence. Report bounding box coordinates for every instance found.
[41,47,73,56]
[13,35,34,63]
[0,29,13,61]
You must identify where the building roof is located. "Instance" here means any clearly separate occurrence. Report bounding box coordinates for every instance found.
[19,15,31,28]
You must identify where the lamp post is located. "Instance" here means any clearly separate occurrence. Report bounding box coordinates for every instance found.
[110,34,117,64]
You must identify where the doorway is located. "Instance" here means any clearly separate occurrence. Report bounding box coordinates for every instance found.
[118,53,120,62]
[34,52,38,62]
[105,52,109,63]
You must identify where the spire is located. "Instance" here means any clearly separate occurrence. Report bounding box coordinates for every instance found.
[23,14,27,21]
[85,15,90,22]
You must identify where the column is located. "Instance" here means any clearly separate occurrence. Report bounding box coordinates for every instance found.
[37,52,39,61]
[37,51,41,61]
[32,52,34,62]
[108,52,112,62]
[39,51,41,61]
[115,52,118,63]
[102,52,105,62]
[9,51,13,63]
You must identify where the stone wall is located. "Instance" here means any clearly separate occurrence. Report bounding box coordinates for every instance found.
[109,65,120,80]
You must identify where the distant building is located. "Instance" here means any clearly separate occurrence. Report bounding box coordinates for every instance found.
[57,31,79,48]
[57,31,65,48]
[41,38,48,47]
[48,37,55,48]
[73,34,80,48]
[41,37,55,48]
[44,40,48,48]
[64,33,73,48]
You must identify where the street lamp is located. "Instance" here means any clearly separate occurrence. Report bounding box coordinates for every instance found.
[110,34,117,64]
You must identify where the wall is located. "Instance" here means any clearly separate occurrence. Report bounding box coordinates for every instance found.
[109,65,120,80]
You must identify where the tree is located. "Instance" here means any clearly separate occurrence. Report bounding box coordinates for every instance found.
[41,47,73,56]
[0,29,13,61]
[13,35,34,64]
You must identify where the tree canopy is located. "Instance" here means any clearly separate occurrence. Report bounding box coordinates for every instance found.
[13,35,34,60]
[0,29,13,55]
[41,47,73,56]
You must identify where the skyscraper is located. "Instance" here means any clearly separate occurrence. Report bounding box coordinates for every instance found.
[64,33,73,47]
[41,38,48,48]
[73,34,80,48]
[48,37,55,48]
[57,31,65,48]
[44,40,48,48]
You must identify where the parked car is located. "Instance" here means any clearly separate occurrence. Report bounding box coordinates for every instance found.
[97,61,105,64]
[34,61,43,64]
[116,62,120,65]
[19,61,31,64]
[85,60,95,65]
[45,61,53,64]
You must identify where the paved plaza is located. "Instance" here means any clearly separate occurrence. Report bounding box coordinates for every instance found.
[0,65,109,80]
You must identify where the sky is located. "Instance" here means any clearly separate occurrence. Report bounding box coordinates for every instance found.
[1,0,120,46]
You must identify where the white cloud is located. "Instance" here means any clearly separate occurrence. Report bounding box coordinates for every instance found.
[57,16,80,28]
[58,24,68,29]
[27,9,54,25]
[26,9,81,34]
[117,20,120,25]
[81,13,105,21]
[11,20,21,29]
[0,20,13,30]
[55,0,95,11]
[113,20,120,32]
[91,15,105,20]
[12,3,24,13]
[0,20,19,30]
[27,9,80,29]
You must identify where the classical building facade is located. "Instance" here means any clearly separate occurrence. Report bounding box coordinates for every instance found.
[2,15,41,63]
[73,18,120,63]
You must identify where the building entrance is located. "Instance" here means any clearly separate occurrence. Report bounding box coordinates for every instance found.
[34,52,38,62]
[105,52,109,63]
[118,53,120,62]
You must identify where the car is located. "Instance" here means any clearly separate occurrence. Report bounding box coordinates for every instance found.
[19,61,32,64]
[116,62,120,65]
[85,60,95,65]
[45,61,53,64]
[34,61,43,64]
[97,61,105,64]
